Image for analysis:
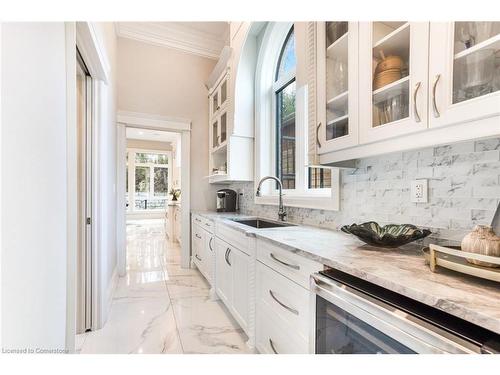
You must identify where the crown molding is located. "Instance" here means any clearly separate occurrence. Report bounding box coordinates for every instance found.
[116,22,226,59]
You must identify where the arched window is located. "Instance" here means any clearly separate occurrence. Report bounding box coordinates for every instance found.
[254,22,337,210]
[274,27,297,189]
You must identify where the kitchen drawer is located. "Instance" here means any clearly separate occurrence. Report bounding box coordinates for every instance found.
[192,214,204,226]
[217,222,250,256]
[202,218,214,233]
[256,261,310,341]
[257,239,323,289]
[256,300,308,354]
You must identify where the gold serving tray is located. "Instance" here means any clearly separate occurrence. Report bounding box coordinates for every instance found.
[422,244,500,283]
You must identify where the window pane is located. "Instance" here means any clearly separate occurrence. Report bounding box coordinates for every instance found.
[135,152,168,164]
[134,166,149,210]
[276,81,296,190]
[154,167,168,197]
[308,168,332,189]
[276,28,296,82]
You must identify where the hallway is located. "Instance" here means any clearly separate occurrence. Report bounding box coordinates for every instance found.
[76,219,251,354]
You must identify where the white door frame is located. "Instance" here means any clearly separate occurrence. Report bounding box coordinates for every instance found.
[116,110,192,277]
[65,22,111,352]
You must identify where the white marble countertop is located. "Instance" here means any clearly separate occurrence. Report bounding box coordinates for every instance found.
[192,210,500,335]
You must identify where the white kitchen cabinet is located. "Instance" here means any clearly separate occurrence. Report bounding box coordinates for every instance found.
[429,22,500,129]
[255,239,322,354]
[191,215,215,285]
[215,237,233,307]
[358,22,429,144]
[214,237,251,333]
[316,21,359,153]
[206,23,254,184]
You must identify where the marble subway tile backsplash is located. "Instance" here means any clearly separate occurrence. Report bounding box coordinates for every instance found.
[229,137,500,242]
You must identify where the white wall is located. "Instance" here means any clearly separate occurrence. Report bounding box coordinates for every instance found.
[117,37,218,211]
[91,23,118,326]
[1,23,68,350]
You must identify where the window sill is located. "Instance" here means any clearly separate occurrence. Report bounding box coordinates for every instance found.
[255,193,339,211]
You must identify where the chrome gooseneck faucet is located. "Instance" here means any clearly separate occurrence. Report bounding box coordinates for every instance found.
[256,176,287,221]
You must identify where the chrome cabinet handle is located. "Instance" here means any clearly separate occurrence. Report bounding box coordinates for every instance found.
[208,237,214,252]
[195,218,201,223]
[205,222,211,227]
[432,74,441,118]
[413,81,421,123]
[269,290,299,315]
[316,122,322,148]
[195,254,202,261]
[225,248,231,266]
[195,233,201,239]
[270,253,300,270]
[269,338,279,354]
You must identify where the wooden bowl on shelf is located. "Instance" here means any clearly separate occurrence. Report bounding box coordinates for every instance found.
[375,55,404,73]
[373,69,402,90]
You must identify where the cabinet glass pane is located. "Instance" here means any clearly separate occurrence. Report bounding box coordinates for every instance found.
[220,112,227,143]
[452,22,500,104]
[372,22,410,127]
[221,80,227,105]
[212,92,218,114]
[325,21,349,140]
[212,120,218,148]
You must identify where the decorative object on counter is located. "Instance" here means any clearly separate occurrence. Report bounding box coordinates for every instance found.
[461,225,500,268]
[169,188,180,201]
[341,221,431,248]
[422,244,500,283]
[490,202,500,237]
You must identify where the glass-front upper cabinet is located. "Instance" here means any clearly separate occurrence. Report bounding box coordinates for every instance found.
[429,22,500,128]
[316,22,359,153]
[359,22,429,144]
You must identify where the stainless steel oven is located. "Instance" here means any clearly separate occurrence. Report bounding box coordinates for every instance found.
[311,269,500,354]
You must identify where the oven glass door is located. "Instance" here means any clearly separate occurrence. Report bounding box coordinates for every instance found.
[316,296,416,354]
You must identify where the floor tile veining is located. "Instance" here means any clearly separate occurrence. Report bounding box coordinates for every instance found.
[78,219,250,354]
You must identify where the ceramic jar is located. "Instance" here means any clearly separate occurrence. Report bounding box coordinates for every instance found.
[461,225,500,268]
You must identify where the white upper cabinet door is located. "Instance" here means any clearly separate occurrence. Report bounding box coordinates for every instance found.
[359,22,429,144]
[429,22,500,129]
[316,22,359,153]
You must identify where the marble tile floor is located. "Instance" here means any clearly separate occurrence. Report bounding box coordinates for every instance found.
[77,219,251,354]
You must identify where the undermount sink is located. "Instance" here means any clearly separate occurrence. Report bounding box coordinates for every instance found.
[232,218,296,229]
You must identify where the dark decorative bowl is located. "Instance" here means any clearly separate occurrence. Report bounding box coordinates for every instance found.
[341,222,432,248]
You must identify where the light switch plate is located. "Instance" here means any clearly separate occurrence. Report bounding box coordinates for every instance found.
[411,179,428,203]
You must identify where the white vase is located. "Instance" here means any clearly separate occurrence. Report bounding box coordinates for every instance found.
[461,225,500,268]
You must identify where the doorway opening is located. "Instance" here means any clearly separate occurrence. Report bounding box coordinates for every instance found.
[76,49,94,334]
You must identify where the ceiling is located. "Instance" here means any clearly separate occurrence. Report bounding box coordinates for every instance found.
[126,127,180,144]
[116,22,229,59]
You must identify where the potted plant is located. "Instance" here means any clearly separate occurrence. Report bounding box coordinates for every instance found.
[169,188,180,201]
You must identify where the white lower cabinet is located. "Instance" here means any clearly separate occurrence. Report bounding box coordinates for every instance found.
[255,240,323,354]
[215,237,250,333]
[191,216,215,285]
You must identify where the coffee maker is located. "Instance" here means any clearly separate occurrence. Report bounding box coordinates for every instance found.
[216,189,237,212]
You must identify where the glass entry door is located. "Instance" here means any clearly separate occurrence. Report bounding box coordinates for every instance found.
[315,296,415,354]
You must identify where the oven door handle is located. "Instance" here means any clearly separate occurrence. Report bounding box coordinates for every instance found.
[310,273,477,354]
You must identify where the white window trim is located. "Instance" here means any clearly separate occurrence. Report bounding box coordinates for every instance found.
[126,148,173,212]
[255,22,339,211]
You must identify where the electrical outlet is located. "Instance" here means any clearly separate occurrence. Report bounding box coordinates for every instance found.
[411,179,428,203]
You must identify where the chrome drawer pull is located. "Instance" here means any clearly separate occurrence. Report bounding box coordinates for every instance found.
[269,290,299,315]
[270,253,300,270]
[225,248,231,266]
[195,254,202,261]
[432,74,441,118]
[208,237,214,252]
[205,222,211,227]
[269,338,279,354]
[195,234,201,239]
[195,218,201,222]
[413,81,421,123]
